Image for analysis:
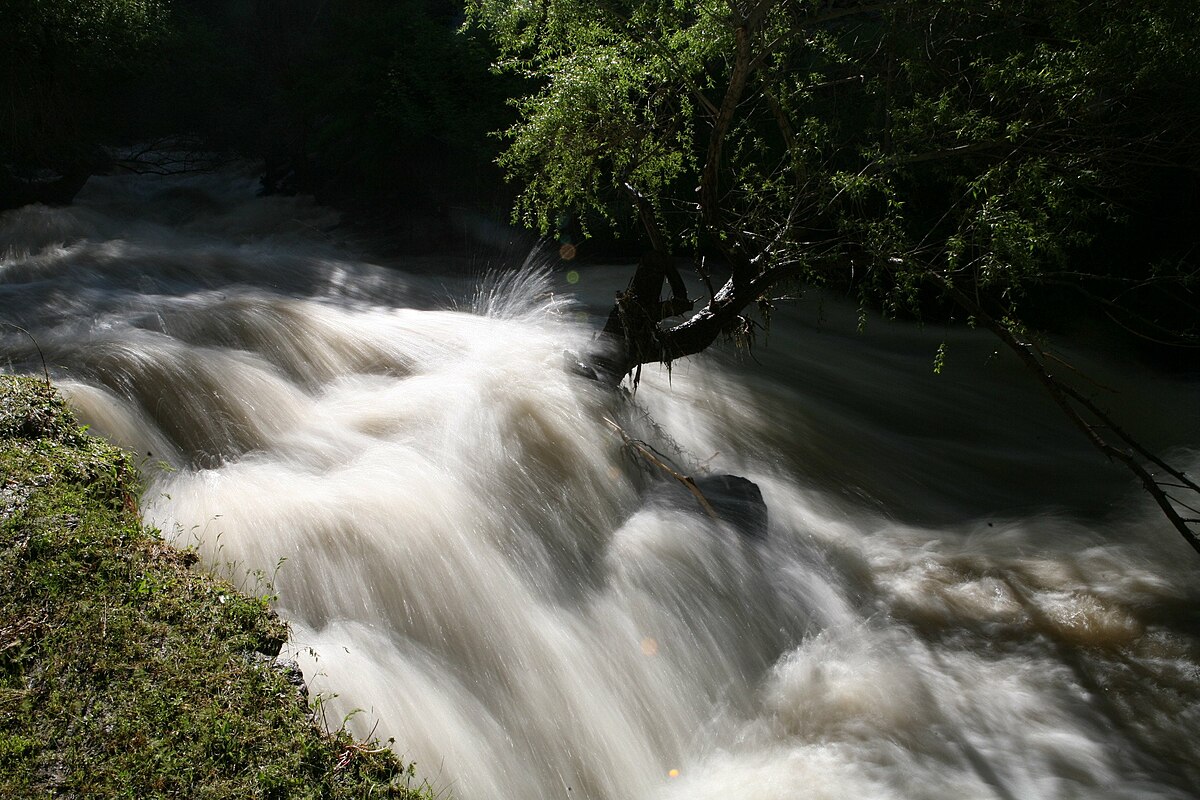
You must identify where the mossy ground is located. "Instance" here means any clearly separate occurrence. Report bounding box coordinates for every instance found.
[0,375,435,799]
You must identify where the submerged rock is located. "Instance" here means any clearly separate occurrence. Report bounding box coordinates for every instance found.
[653,472,769,541]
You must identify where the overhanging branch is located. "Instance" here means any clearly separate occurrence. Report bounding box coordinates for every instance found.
[940,277,1200,556]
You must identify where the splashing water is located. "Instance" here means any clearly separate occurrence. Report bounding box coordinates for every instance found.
[2,168,1198,799]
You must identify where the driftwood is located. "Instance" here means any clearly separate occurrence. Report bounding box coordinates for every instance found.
[604,417,719,519]
[604,417,769,540]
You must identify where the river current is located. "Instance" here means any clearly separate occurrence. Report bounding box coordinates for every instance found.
[2,167,1198,799]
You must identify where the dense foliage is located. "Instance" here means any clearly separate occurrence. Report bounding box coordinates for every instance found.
[0,0,171,174]
[0,0,512,224]
[280,0,513,207]
[467,0,1200,356]
[467,0,1200,550]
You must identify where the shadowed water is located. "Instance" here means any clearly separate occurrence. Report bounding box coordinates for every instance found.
[2,168,1198,799]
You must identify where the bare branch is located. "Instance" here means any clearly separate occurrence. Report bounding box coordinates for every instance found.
[940,277,1200,556]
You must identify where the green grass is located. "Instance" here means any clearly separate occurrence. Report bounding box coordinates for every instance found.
[0,375,437,799]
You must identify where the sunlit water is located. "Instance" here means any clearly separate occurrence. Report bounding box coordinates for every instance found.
[3,167,1199,799]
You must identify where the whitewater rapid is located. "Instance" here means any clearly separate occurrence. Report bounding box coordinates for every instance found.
[2,167,1198,799]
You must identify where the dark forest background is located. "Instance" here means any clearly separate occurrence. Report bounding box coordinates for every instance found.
[2,0,1198,365]
[0,0,518,245]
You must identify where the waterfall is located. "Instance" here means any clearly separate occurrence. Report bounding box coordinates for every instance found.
[3,167,1198,799]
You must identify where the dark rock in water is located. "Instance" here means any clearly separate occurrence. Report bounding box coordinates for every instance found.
[654,473,769,541]
[694,474,769,541]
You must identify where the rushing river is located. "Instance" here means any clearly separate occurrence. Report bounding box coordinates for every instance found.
[2,167,1199,799]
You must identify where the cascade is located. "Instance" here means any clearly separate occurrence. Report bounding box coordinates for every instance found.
[2,168,1198,799]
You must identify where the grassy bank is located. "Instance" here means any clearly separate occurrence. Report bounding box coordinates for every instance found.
[0,375,435,799]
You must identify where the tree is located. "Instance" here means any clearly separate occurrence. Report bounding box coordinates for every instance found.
[0,0,173,208]
[260,0,517,215]
[466,0,1200,553]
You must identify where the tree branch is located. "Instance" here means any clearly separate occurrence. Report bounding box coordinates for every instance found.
[939,277,1200,556]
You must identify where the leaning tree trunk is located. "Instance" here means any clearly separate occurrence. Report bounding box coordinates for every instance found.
[597,250,694,381]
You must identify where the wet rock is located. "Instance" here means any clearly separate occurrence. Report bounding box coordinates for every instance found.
[654,472,769,541]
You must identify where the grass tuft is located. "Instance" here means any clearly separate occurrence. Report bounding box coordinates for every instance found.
[0,375,437,799]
